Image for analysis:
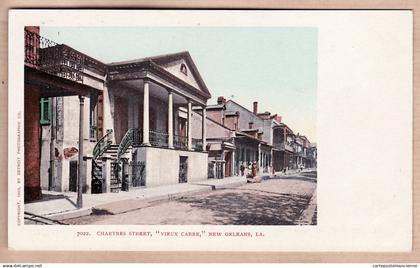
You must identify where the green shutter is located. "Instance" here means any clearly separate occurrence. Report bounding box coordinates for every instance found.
[40,97,51,125]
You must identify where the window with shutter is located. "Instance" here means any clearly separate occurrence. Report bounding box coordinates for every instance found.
[40,97,51,125]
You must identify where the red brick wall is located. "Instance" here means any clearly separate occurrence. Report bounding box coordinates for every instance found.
[224,115,239,131]
[24,84,42,202]
[206,109,224,125]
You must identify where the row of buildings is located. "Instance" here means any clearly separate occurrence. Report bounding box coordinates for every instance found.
[23,27,316,202]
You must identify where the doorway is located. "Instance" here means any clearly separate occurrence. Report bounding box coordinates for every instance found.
[224,151,232,177]
[179,156,188,183]
[114,96,128,143]
[69,160,77,192]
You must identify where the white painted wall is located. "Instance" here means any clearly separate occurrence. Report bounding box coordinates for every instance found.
[133,147,208,187]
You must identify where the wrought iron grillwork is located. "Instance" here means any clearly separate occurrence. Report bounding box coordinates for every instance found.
[93,129,113,160]
[91,159,103,194]
[129,161,146,187]
[174,134,187,150]
[208,162,214,178]
[214,161,224,179]
[132,128,143,146]
[91,129,113,194]
[90,125,97,140]
[110,161,121,193]
[208,161,224,179]
[117,129,134,162]
[24,29,84,82]
[192,138,203,151]
[116,128,143,162]
[149,130,168,147]
[179,156,188,183]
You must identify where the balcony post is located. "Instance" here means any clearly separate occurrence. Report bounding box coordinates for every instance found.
[258,143,261,172]
[167,89,174,149]
[187,99,192,150]
[201,106,206,151]
[142,79,150,146]
[77,95,84,208]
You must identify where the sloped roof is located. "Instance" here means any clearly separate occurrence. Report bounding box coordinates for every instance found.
[109,51,211,98]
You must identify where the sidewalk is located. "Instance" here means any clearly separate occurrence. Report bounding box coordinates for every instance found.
[25,176,247,221]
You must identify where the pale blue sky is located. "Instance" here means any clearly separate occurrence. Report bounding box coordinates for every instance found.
[41,27,317,142]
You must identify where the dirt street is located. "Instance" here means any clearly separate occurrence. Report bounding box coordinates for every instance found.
[63,171,317,225]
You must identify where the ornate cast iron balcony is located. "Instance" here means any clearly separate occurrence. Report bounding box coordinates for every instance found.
[273,141,295,152]
[24,29,106,83]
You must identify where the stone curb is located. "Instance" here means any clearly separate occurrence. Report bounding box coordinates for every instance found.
[48,185,215,221]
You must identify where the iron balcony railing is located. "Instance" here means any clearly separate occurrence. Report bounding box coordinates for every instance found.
[192,138,203,152]
[132,128,143,146]
[24,29,100,83]
[273,142,295,152]
[149,130,169,147]
[174,134,188,150]
[90,125,97,140]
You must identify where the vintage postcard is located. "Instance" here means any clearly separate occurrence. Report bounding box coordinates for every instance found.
[8,10,412,251]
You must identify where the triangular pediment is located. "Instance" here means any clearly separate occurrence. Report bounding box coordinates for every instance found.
[150,52,210,96]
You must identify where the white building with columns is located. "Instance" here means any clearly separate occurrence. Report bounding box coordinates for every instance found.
[40,50,211,194]
[103,51,211,189]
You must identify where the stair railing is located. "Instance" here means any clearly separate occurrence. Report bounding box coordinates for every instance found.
[93,129,113,160]
[91,129,113,192]
[116,128,134,162]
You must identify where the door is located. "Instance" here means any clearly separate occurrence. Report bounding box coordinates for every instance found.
[130,161,146,187]
[179,156,188,183]
[69,160,77,192]
[224,152,232,177]
[97,93,104,139]
[114,96,128,143]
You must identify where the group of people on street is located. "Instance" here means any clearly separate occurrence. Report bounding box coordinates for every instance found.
[239,161,306,178]
[240,161,257,178]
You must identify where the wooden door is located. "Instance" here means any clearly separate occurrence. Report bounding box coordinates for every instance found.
[96,93,104,139]
[69,160,77,192]
[114,96,128,143]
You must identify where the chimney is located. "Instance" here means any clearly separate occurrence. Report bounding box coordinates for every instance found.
[217,96,226,105]
[253,101,258,114]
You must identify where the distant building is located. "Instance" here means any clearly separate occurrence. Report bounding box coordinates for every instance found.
[204,97,274,176]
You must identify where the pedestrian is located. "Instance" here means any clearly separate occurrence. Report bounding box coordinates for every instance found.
[240,162,245,177]
[251,162,257,178]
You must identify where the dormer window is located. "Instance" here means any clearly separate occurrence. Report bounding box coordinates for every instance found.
[180,63,187,75]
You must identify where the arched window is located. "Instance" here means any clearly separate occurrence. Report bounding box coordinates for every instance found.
[180,63,187,75]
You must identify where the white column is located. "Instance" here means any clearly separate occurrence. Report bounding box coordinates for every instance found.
[101,156,112,193]
[187,100,192,150]
[231,150,235,176]
[168,90,174,148]
[142,79,150,146]
[201,106,207,151]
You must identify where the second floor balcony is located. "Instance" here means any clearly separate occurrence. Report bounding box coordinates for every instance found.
[24,28,106,84]
[273,141,295,152]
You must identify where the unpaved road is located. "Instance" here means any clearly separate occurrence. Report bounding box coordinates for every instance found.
[63,171,317,225]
